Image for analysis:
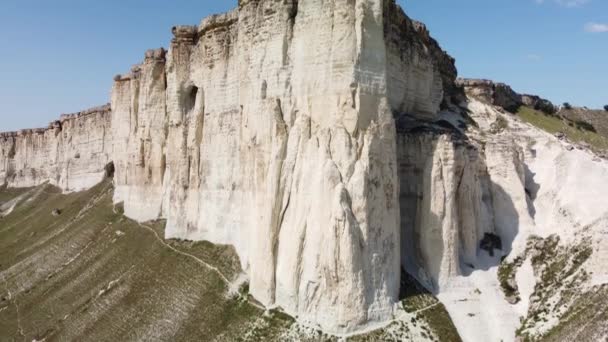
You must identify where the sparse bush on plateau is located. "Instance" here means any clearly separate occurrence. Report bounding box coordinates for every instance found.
[603,105,608,111]
[563,102,573,110]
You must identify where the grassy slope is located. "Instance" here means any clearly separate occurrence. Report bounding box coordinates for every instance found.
[0,185,30,206]
[497,235,605,342]
[559,108,608,138]
[542,285,608,342]
[517,106,608,152]
[0,181,295,341]
[0,181,461,341]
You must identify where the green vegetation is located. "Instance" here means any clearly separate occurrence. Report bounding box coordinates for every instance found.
[541,285,608,342]
[0,180,292,341]
[517,106,608,152]
[400,272,439,313]
[490,115,509,133]
[0,184,30,206]
[416,303,462,342]
[0,181,462,341]
[498,256,525,302]
[152,223,242,281]
[515,235,596,341]
[399,272,462,342]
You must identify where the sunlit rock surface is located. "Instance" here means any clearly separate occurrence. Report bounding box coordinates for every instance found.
[5,1,606,338]
[0,105,112,192]
[105,0,457,332]
[0,0,457,333]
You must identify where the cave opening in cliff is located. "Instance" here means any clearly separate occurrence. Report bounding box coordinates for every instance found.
[185,86,198,115]
[104,162,115,179]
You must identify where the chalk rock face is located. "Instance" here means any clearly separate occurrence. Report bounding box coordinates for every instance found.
[393,107,537,291]
[397,132,481,288]
[0,106,113,191]
[163,1,404,331]
[0,0,486,334]
[112,48,169,222]
[4,3,608,338]
[103,0,459,332]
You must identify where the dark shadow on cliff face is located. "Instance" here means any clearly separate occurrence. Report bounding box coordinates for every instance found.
[396,129,432,288]
[524,164,539,219]
[485,182,520,258]
[458,179,521,277]
[396,129,522,288]
[104,162,115,179]
[399,267,430,301]
[395,112,468,140]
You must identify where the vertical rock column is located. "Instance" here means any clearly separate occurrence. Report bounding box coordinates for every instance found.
[112,49,168,221]
[112,66,141,209]
[0,134,15,186]
[164,26,203,238]
[158,0,403,333]
[266,0,401,332]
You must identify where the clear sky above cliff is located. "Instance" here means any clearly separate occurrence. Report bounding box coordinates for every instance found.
[0,0,606,131]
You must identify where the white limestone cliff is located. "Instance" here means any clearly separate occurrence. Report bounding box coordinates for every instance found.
[4,0,607,338]
[161,1,404,331]
[111,48,169,222]
[0,106,113,192]
[105,0,460,332]
[0,0,507,334]
[0,0,455,333]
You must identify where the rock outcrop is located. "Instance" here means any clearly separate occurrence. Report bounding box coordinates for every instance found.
[456,78,557,114]
[108,0,460,332]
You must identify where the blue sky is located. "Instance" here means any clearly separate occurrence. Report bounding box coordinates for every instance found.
[0,0,606,131]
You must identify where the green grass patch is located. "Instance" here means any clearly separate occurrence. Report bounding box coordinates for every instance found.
[516,235,596,341]
[498,256,525,302]
[417,302,462,342]
[541,285,608,342]
[400,272,439,313]
[399,272,462,342]
[0,181,279,341]
[517,106,608,152]
[0,185,31,206]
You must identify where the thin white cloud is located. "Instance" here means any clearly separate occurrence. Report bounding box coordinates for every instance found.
[557,0,590,7]
[585,22,608,33]
[527,54,543,61]
[535,0,591,7]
